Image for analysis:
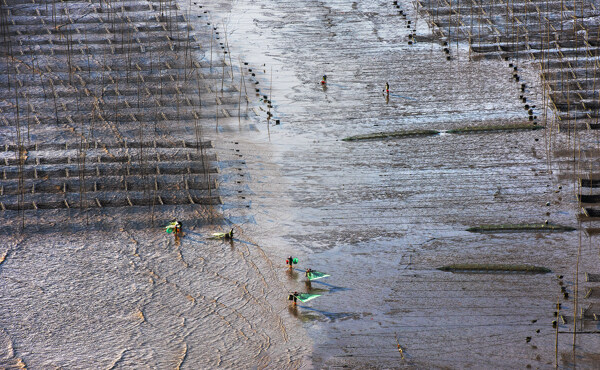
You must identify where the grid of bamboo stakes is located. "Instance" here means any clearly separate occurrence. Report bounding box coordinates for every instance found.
[416,0,600,129]
[0,0,250,230]
[413,0,600,362]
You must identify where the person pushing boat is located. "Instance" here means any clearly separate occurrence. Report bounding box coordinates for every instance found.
[289,291,299,306]
[305,269,330,281]
[288,291,321,306]
[209,228,234,240]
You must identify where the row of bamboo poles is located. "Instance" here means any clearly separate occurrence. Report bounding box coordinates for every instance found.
[414,0,600,365]
[0,0,250,230]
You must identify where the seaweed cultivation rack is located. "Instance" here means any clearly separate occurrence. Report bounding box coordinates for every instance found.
[0,0,250,231]
[417,0,600,129]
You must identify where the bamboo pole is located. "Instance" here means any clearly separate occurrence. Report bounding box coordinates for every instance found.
[223,21,234,80]
[221,53,225,97]
[14,66,25,230]
[456,0,460,56]
[573,219,582,350]
[269,66,272,119]
[555,295,560,367]
[238,59,243,123]
[215,81,218,129]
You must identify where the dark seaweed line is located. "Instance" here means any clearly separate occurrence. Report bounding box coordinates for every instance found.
[438,264,551,274]
[343,125,543,141]
[467,224,576,232]
[342,130,440,141]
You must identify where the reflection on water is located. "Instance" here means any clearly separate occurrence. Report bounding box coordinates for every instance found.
[310,280,349,294]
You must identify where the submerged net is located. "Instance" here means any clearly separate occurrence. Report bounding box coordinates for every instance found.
[297,293,321,303]
[307,271,330,281]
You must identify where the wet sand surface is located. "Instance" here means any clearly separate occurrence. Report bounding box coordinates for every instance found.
[198,0,600,368]
[0,0,311,367]
[1,0,600,368]
[0,229,310,368]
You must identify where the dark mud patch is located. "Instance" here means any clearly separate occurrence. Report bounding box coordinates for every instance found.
[578,194,600,203]
[579,178,600,188]
[342,129,439,141]
[438,264,551,274]
[585,273,600,282]
[585,227,600,236]
[467,224,576,233]
[581,208,600,218]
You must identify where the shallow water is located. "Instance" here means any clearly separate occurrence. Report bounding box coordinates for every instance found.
[0,227,313,368]
[197,0,599,368]
[2,0,600,368]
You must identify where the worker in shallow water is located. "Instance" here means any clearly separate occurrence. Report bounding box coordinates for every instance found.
[166,220,183,242]
[305,268,314,289]
[286,256,298,270]
[321,75,327,85]
[175,220,183,242]
[385,82,390,94]
[288,291,299,306]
